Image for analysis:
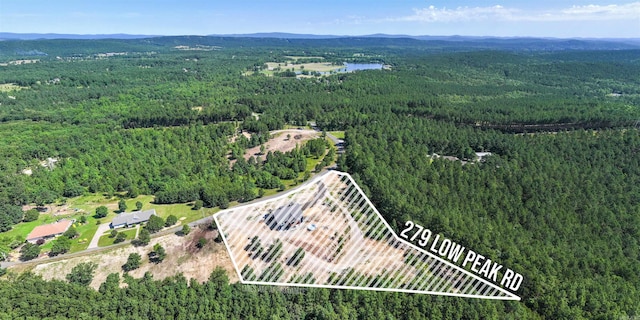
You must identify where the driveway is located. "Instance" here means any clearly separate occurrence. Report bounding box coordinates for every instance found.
[325,132,345,154]
[88,223,111,249]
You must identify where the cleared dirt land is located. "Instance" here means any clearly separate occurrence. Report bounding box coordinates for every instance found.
[243,129,319,161]
[28,226,238,290]
[217,172,409,285]
[213,171,517,300]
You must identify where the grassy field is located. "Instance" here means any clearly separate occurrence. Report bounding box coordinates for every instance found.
[0,210,96,252]
[265,62,342,73]
[328,131,345,139]
[97,228,137,247]
[283,56,325,61]
[248,59,344,78]
[0,83,28,92]
[283,124,312,130]
[69,221,97,252]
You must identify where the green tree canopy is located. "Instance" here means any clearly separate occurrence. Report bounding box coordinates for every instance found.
[146,215,165,233]
[95,206,109,218]
[23,209,39,222]
[50,236,71,256]
[20,243,40,261]
[63,226,78,239]
[122,253,141,272]
[149,243,166,263]
[114,232,127,243]
[181,224,191,236]
[165,215,178,227]
[135,228,151,246]
[66,262,98,286]
[118,199,127,213]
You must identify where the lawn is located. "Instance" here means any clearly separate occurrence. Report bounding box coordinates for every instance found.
[0,211,95,248]
[98,228,137,247]
[265,62,342,73]
[1,219,46,242]
[283,56,325,61]
[305,154,323,172]
[256,60,344,78]
[283,124,312,130]
[70,219,99,252]
[328,131,345,139]
[67,193,117,213]
[1,194,134,254]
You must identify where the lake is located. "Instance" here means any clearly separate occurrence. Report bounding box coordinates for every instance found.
[343,63,384,72]
[296,63,385,75]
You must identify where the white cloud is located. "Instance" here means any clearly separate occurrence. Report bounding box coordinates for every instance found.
[398,5,517,22]
[394,2,640,23]
[554,3,640,20]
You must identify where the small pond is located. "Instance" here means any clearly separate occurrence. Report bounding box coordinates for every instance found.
[343,63,384,72]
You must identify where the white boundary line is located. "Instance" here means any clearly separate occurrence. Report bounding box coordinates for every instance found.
[214,170,521,301]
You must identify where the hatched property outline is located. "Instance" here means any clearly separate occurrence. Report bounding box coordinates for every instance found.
[214,170,521,301]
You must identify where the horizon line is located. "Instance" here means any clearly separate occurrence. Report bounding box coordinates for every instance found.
[1,32,638,41]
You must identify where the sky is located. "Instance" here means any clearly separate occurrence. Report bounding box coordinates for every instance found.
[0,0,639,38]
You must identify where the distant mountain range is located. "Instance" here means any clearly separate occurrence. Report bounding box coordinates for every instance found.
[1,33,638,54]
[0,33,159,40]
[1,32,639,45]
[218,32,640,44]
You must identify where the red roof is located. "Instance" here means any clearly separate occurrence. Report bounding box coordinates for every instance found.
[26,219,73,241]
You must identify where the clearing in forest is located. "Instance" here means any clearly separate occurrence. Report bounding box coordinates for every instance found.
[242,129,319,161]
[215,171,520,300]
[265,62,343,73]
[0,83,28,92]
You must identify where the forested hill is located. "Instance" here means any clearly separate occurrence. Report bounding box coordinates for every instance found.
[0,35,638,58]
[1,37,639,318]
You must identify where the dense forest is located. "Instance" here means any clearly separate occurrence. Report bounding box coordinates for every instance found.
[1,36,639,319]
[1,268,530,320]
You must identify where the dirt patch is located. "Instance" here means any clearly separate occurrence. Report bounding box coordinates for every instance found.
[31,226,237,290]
[21,204,87,217]
[242,129,319,161]
[215,171,416,286]
[229,130,252,143]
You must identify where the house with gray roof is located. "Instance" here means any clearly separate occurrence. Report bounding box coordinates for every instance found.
[266,203,304,230]
[110,209,156,229]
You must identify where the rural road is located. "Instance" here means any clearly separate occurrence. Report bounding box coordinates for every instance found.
[325,132,344,154]
[88,223,111,249]
[325,132,342,145]
[0,221,197,269]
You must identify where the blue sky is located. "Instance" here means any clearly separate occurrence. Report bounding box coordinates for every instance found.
[1,0,638,38]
